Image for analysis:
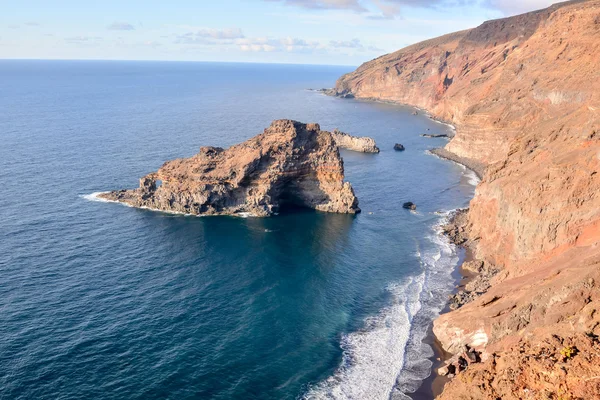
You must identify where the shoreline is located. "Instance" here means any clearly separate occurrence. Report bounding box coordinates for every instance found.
[81,192,262,218]
[323,91,486,399]
[410,210,479,399]
[321,90,457,135]
[428,148,485,180]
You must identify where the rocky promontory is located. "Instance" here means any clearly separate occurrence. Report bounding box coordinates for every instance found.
[99,120,360,216]
[330,128,380,153]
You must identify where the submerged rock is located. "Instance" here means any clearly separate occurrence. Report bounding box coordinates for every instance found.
[330,128,380,153]
[421,133,449,138]
[99,120,360,217]
[394,143,405,151]
[403,202,417,210]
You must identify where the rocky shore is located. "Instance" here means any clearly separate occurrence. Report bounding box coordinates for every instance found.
[329,0,600,398]
[429,148,484,179]
[99,120,360,216]
[441,210,499,310]
[435,208,600,400]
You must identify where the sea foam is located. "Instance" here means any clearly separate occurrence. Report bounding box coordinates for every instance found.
[303,214,459,400]
[80,191,112,203]
[80,192,258,217]
[426,150,481,187]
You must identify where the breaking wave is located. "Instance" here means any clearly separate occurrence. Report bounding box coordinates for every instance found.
[303,213,459,400]
[463,169,480,186]
[80,191,113,203]
[80,192,258,217]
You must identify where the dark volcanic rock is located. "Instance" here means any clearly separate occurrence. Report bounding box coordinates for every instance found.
[394,143,405,151]
[403,202,417,210]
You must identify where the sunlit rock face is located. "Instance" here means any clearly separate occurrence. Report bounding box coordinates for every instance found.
[334,1,600,397]
[330,129,380,153]
[100,120,360,216]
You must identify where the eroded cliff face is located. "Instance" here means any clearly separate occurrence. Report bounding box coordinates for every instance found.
[335,0,600,398]
[100,120,360,216]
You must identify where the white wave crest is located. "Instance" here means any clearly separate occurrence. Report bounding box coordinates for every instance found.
[80,191,113,203]
[80,192,258,218]
[463,169,480,186]
[303,276,425,400]
[429,118,456,131]
[303,214,459,400]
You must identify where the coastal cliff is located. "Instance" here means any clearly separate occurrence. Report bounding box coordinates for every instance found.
[333,0,600,398]
[100,120,360,216]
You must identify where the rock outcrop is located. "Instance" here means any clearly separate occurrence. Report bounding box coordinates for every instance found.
[403,202,417,210]
[393,143,405,151]
[99,120,360,216]
[330,128,380,153]
[332,0,600,398]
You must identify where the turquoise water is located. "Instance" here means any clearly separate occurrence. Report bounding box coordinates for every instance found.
[0,60,476,399]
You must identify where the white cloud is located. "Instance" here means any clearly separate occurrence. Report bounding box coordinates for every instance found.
[329,38,383,52]
[266,0,367,12]
[265,0,558,20]
[143,40,162,48]
[175,28,245,44]
[65,36,103,45]
[483,0,557,15]
[107,22,135,31]
[368,0,401,19]
[173,24,383,55]
[196,28,245,39]
[235,36,322,52]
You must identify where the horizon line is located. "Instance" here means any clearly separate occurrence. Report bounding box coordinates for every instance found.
[0,57,361,68]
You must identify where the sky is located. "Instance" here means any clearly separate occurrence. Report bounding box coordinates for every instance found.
[1,0,561,65]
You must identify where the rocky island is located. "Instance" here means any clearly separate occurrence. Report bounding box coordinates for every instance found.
[329,0,600,398]
[99,120,360,216]
[330,128,380,153]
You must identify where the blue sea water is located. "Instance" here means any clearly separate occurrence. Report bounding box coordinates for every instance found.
[0,60,477,400]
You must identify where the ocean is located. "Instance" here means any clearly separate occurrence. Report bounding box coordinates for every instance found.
[0,60,477,400]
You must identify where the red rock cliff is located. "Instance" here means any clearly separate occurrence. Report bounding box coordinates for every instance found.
[335,1,600,398]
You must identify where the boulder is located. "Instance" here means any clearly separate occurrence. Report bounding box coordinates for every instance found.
[394,143,405,151]
[403,202,417,210]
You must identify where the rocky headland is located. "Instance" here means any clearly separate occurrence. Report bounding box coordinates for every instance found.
[99,120,360,217]
[330,128,380,153]
[330,0,600,398]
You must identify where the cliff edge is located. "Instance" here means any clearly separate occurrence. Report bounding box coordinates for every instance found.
[334,0,600,398]
[100,120,360,216]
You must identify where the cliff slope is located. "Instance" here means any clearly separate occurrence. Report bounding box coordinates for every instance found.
[334,1,600,398]
[100,120,360,216]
